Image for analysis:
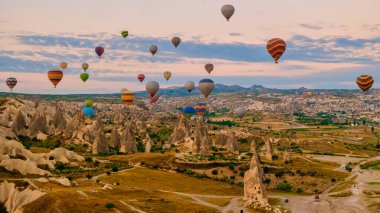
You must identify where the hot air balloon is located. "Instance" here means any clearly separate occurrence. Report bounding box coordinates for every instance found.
[235,107,247,118]
[172,37,181,48]
[184,81,195,92]
[82,63,89,71]
[60,62,68,71]
[198,79,215,98]
[150,92,160,104]
[95,103,105,110]
[183,106,196,118]
[356,75,374,92]
[163,71,172,81]
[78,102,87,109]
[120,88,135,106]
[121,30,129,39]
[82,107,95,118]
[221,4,235,21]
[145,81,159,98]
[80,72,89,82]
[85,99,93,107]
[95,46,104,58]
[195,103,207,116]
[205,63,214,74]
[47,68,63,88]
[149,45,158,56]
[267,38,286,63]
[137,74,145,83]
[6,77,17,91]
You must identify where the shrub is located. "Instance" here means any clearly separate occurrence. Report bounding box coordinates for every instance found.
[331,178,336,182]
[86,174,93,180]
[96,179,100,183]
[228,164,235,171]
[296,188,304,193]
[272,154,279,160]
[106,171,111,176]
[275,171,285,178]
[263,178,271,184]
[345,165,352,172]
[93,161,100,166]
[105,203,115,209]
[211,169,218,175]
[263,166,269,173]
[112,166,119,172]
[85,157,93,163]
[276,182,292,192]
[66,176,73,181]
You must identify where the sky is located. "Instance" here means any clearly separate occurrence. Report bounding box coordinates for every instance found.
[0,0,379,94]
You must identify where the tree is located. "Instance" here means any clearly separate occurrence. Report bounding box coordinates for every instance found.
[371,126,375,134]
[105,203,115,209]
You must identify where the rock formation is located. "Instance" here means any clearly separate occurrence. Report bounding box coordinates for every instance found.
[244,151,268,206]
[92,128,108,155]
[28,113,49,138]
[64,111,84,139]
[192,120,212,155]
[52,105,67,133]
[144,134,152,153]
[120,124,137,153]
[263,137,273,161]
[0,159,51,176]
[250,139,257,152]
[166,115,191,148]
[215,131,227,147]
[0,181,45,213]
[11,110,26,136]
[109,127,121,148]
[283,150,290,163]
[225,131,239,154]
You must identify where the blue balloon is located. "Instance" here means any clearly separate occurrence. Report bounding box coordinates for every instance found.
[82,107,95,118]
[183,106,196,118]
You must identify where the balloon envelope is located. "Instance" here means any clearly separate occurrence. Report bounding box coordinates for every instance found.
[267,38,286,63]
[137,74,145,83]
[183,106,196,118]
[60,62,67,71]
[47,68,63,88]
[149,45,158,56]
[82,63,89,71]
[82,107,95,118]
[356,75,374,92]
[78,102,87,109]
[172,37,181,48]
[121,30,129,39]
[80,73,89,82]
[150,92,160,104]
[205,64,214,74]
[95,46,104,58]
[146,81,160,97]
[221,4,235,21]
[184,81,195,92]
[163,71,172,81]
[85,99,93,107]
[198,79,215,98]
[195,103,207,116]
[120,88,135,106]
[6,77,17,91]
[235,107,247,118]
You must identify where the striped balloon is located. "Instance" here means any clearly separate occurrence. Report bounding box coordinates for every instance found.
[195,103,207,116]
[356,75,374,92]
[172,37,181,48]
[205,63,214,74]
[163,71,172,81]
[47,68,63,88]
[120,88,135,106]
[6,77,17,91]
[137,74,145,83]
[121,30,129,39]
[267,38,286,63]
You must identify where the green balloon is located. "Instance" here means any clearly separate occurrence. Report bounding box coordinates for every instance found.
[85,99,93,107]
[80,72,89,82]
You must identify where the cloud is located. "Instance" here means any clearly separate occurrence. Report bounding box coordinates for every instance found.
[229,33,243,37]
[299,23,323,30]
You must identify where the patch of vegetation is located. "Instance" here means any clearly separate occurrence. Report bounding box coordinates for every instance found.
[276,182,292,192]
[329,191,353,197]
[360,160,380,170]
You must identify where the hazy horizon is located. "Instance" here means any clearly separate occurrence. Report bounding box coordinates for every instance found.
[1,0,379,94]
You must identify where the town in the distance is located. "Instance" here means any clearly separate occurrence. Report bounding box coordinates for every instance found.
[1,84,379,213]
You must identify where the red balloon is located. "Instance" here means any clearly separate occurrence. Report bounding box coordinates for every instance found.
[95,46,104,58]
[137,74,145,83]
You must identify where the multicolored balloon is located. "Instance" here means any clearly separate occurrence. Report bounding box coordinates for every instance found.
[85,99,93,107]
[145,81,159,98]
[80,72,89,82]
[6,77,17,91]
[205,63,214,74]
[172,37,181,48]
[120,88,135,106]
[121,30,129,39]
[47,68,63,88]
[163,71,172,81]
[195,103,207,116]
[198,79,215,98]
[183,106,196,118]
[149,45,158,56]
[82,107,95,118]
[356,75,374,92]
[221,4,235,21]
[184,81,195,92]
[60,62,68,71]
[95,46,104,58]
[82,63,89,71]
[150,92,160,104]
[267,38,286,63]
[137,74,145,83]
[235,107,247,118]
